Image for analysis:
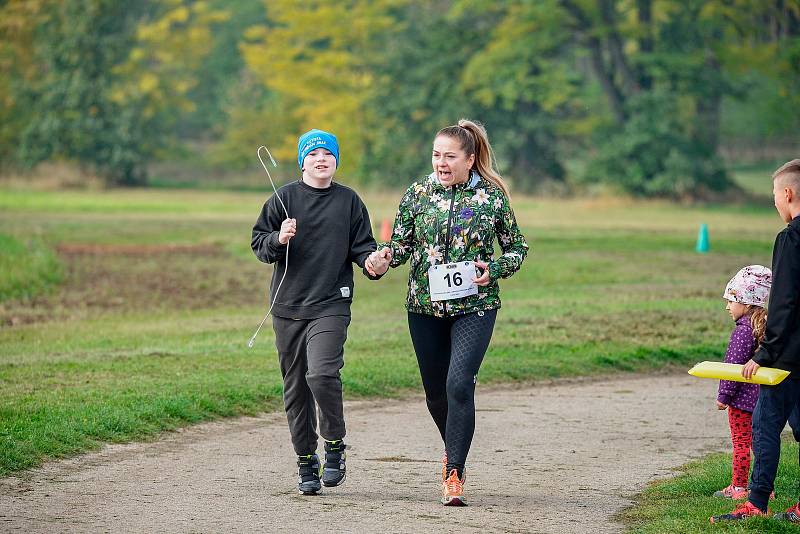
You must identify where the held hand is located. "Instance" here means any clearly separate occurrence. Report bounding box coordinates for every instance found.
[473,260,491,287]
[365,256,377,277]
[278,218,297,245]
[366,247,392,276]
[716,400,728,411]
[742,359,761,380]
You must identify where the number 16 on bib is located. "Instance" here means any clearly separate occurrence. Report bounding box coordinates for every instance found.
[428,261,479,302]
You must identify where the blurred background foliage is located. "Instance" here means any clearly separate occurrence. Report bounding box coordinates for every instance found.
[0,0,798,197]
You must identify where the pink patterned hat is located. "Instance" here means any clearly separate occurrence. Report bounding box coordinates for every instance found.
[723,265,772,307]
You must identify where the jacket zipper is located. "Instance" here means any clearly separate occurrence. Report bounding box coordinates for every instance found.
[442,186,457,316]
[443,186,456,264]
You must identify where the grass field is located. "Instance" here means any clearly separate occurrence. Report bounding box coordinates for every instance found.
[622,441,800,532]
[0,183,793,532]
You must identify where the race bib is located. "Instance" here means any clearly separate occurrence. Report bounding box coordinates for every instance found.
[428,261,478,302]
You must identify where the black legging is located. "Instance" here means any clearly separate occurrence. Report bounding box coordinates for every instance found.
[407,309,497,476]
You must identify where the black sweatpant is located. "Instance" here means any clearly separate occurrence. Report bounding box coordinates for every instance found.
[272,315,351,456]
[407,309,497,476]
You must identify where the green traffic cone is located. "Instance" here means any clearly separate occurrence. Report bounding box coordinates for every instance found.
[696,223,709,253]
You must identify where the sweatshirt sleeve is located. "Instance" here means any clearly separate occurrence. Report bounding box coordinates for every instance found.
[251,194,287,264]
[488,192,529,280]
[348,195,380,279]
[754,230,800,366]
[717,323,755,405]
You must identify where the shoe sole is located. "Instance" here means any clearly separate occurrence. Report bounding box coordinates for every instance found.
[322,472,346,487]
[299,488,321,495]
[441,496,467,506]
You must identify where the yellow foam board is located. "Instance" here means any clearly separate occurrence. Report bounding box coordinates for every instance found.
[688,361,790,385]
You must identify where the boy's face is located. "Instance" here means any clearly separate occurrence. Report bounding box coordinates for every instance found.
[302,148,336,181]
[772,178,793,223]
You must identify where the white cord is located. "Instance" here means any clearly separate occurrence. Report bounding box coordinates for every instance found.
[248,145,290,348]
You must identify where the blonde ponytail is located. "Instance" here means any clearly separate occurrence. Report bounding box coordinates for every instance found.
[436,119,511,199]
[749,305,768,346]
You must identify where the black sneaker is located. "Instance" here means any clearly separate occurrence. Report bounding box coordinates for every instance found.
[297,454,321,495]
[322,440,346,487]
[773,502,800,522]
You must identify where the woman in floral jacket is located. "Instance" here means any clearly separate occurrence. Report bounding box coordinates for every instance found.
[366,119,528,506]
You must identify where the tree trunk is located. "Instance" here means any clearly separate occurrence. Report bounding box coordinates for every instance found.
[598,0,640,94]
[695,51,721,153]
[560,0,627,124]
[636,0,653,89]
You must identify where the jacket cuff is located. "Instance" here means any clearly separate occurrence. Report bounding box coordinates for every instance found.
[269,232,286,250]
[717,393,733,406]
[753,347,773,367]
[488,261,501,280]
[362,265,384,280]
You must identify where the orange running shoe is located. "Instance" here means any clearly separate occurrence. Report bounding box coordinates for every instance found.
[441,469,466,506]
[709,500,769,523]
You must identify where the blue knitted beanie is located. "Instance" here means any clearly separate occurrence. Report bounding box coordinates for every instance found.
[297,129,339,169]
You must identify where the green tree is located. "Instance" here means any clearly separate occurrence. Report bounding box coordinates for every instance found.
[7,0,225,185]
[359,2,485,185]
[174,0,262,139]
[239,0,402,180]
[108,0,228,170]
[0,0,50,168]
[12,0,151,184]
[558,0,800,197]
[457,0,587,191]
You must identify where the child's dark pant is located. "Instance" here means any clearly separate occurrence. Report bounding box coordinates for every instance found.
[749,378,800,511]
[273,315,350,456]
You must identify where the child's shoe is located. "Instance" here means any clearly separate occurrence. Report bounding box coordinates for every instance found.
[773,502,800,522]
[713,484,748,499]
[322,440,346,487]
[709,501,769,523]
[441,468,467,506]
[297,454,321,495]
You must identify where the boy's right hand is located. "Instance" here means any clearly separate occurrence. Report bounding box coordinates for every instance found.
[716,400,728,410]
[278,218,297,244]
[742,359,760,380]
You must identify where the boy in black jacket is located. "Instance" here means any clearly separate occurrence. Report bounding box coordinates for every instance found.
[712,159,800,523]
[251,129,378,495]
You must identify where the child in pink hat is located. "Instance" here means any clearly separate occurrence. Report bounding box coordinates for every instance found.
[713,265,771,500]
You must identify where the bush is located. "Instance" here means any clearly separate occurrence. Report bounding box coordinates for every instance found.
[585,91,732,199]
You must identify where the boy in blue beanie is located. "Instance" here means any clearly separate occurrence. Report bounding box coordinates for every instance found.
[251,129,379,495]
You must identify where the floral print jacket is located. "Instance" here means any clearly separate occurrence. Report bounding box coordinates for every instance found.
[384,171,528,317]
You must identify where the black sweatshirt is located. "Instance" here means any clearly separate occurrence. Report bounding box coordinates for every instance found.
[754,215,800,375]
[251,180,378,319]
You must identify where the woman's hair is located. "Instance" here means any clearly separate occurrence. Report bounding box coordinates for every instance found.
[748,305,768,345]
[436,119,511,199]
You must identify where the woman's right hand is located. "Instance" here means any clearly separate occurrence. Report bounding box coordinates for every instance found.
[278,218,297,244]
[716,400,728,410]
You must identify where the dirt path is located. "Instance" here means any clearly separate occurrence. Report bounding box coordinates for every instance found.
[0,373,729,533]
